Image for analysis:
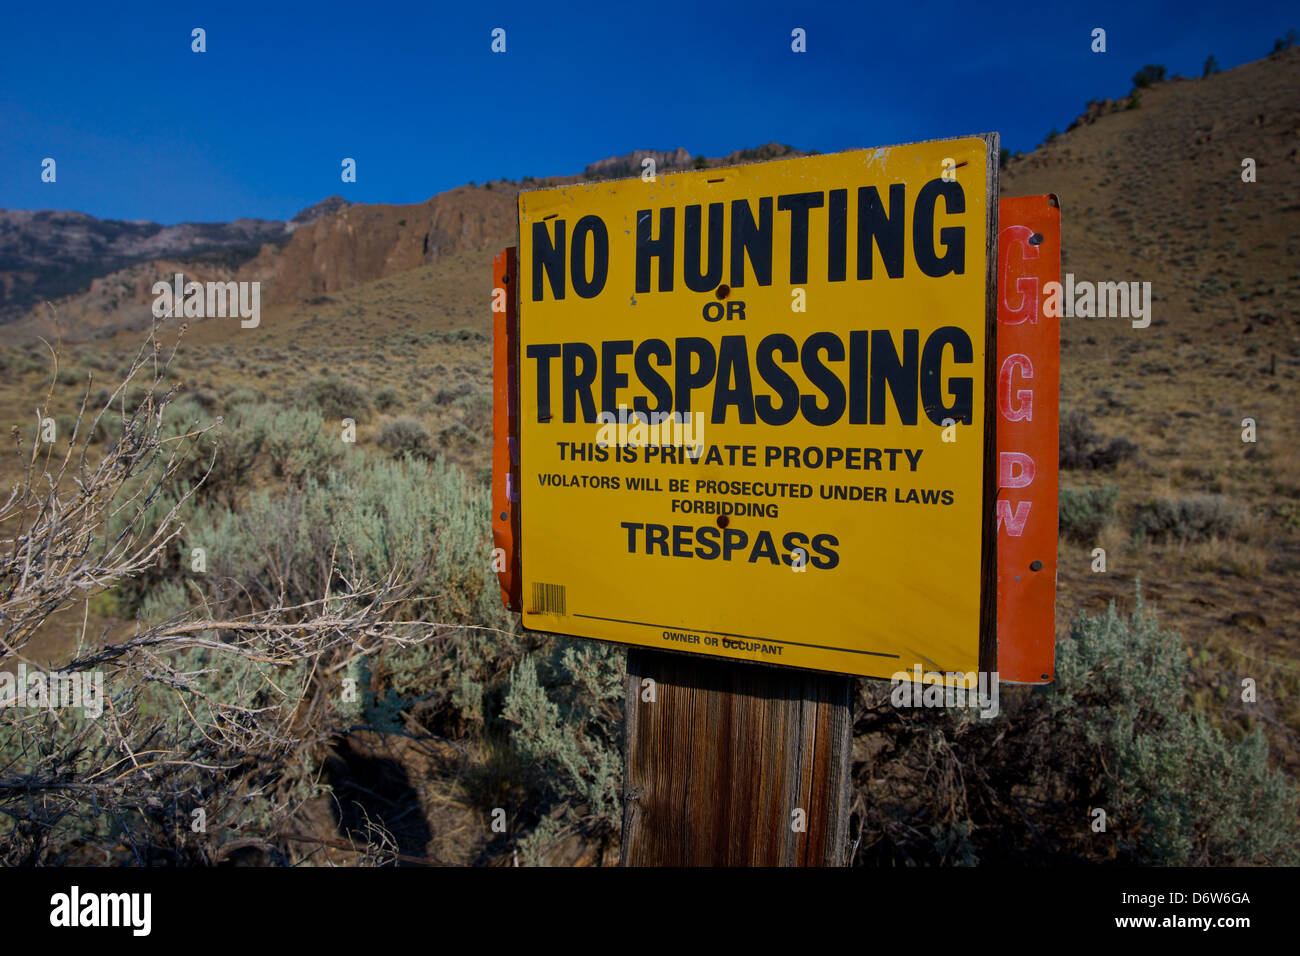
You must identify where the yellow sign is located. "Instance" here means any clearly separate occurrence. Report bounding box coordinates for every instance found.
[516,137,996,679]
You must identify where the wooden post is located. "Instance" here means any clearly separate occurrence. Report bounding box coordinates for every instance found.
[621,648,854,867]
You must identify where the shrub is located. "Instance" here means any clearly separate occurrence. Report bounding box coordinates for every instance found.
[161,443,521,748]
[0,334,384,865]
[852,586,1300,866]
[377,417,433,460]
[1195,274,1229,298]
[1043,594,1298,864]
[374,385,402,411]
[106,398,345,605]
[1089,437,1138,469]
[54,413,78,443]
[1130,494,1243,544]
[430,382,475,406]
[188,389,219,412]
[438,421,479,447]
[1059,410,1094,462]
[1059,485,1119,544]
[161,448,506,634]
[422,328,488,346]
[451,390,492,436]
[224,385,261,406]
[296,374,372,423]
[501,639,624,863]
[89,409,125,445]
[1059,410,1139,470]
[246,402,344,486]
[1132,64,1166,88]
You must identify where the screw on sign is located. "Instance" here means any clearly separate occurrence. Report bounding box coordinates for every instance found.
[491,139,1059,865]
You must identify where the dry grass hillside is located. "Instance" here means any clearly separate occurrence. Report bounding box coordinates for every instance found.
[1002,48,1300,766]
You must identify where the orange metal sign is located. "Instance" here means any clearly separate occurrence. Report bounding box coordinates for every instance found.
[492,247,521,612]
[994,195,1060,683]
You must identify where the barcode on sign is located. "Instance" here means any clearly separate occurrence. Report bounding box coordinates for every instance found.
[531,582,567,616]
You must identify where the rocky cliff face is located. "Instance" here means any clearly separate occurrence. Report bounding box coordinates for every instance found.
[247,184,517,304]
[0,210,292,320]
[288,195,351,231]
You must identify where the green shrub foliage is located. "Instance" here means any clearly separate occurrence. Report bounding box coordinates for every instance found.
[1130,495,1243,544]
[852,587,1298,866]
[1059,484,1119,544]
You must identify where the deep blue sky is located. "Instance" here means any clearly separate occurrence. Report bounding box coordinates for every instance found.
[0,0,1292,224]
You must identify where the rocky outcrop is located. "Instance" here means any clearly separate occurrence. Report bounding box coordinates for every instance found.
[583,148,692,181]
[717,142,804,165]
[288,195,351,230]
[250,184,518,304]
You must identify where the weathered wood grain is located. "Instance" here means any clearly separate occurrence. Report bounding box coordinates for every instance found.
[621,648,853,866]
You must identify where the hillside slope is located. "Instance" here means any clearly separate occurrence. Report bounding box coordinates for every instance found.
[1003,49,1300,765]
